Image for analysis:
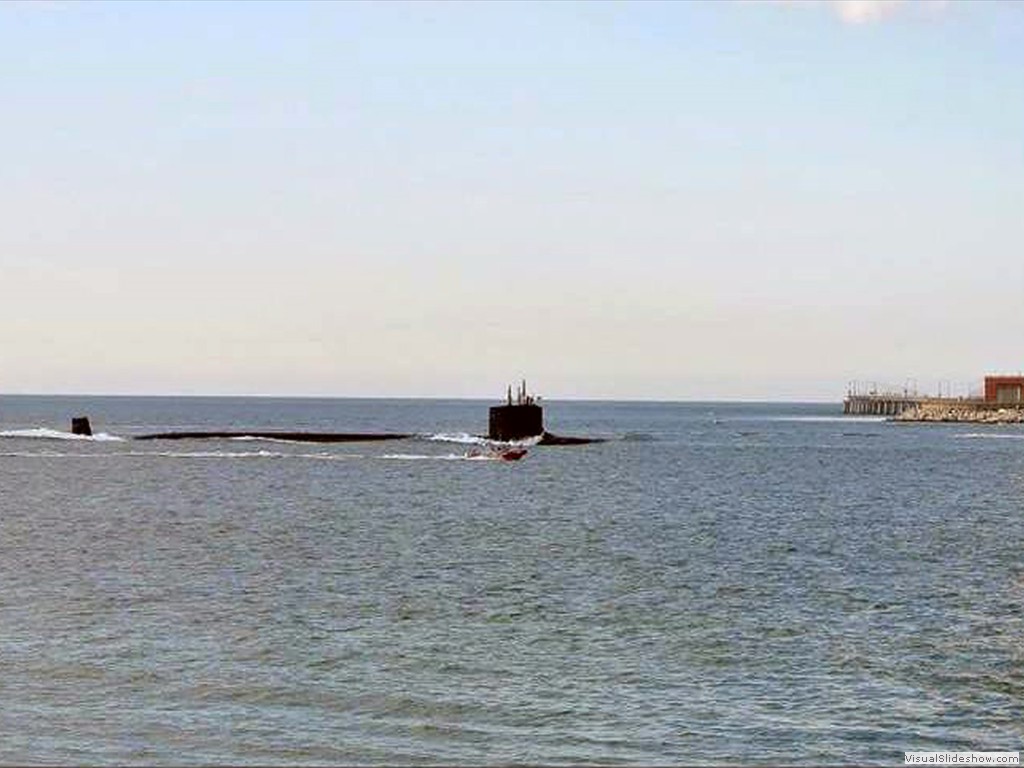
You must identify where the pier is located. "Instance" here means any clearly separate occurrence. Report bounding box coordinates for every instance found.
[841,381,1024,422]
[841,381,972,417]
[842,392,990,417]
[843,394,924,416]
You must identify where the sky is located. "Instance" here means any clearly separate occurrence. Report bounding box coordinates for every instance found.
[1,0,1022,400]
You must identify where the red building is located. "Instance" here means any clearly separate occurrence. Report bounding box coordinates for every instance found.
[984,376,1024,404]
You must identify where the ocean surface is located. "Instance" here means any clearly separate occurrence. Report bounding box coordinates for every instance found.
[1,396,1022,765]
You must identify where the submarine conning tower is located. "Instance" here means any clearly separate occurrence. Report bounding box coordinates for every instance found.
[71,416,92,436]
[488,381,544,441]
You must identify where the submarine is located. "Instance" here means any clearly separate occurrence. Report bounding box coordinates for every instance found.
[67,382,603,445]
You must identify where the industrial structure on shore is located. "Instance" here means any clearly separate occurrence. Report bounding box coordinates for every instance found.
[843,375,1024,419]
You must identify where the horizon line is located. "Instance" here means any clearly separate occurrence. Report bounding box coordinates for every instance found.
[0,391,844,404]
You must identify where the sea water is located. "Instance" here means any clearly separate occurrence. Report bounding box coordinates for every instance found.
[1,396,1021,764]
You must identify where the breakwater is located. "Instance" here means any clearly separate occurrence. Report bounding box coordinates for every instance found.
[844,394,1024,423]
[893,401,1024,423]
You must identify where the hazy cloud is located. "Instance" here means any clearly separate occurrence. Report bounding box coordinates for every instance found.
[767,0,950,25]
[833,0,906,23]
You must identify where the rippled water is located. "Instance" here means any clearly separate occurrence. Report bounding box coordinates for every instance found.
[1,396,1022,764]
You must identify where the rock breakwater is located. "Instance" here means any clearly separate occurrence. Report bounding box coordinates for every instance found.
[894,402,1024,423]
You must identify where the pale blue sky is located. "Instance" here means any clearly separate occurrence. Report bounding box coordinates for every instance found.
[1,0,1022,399]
